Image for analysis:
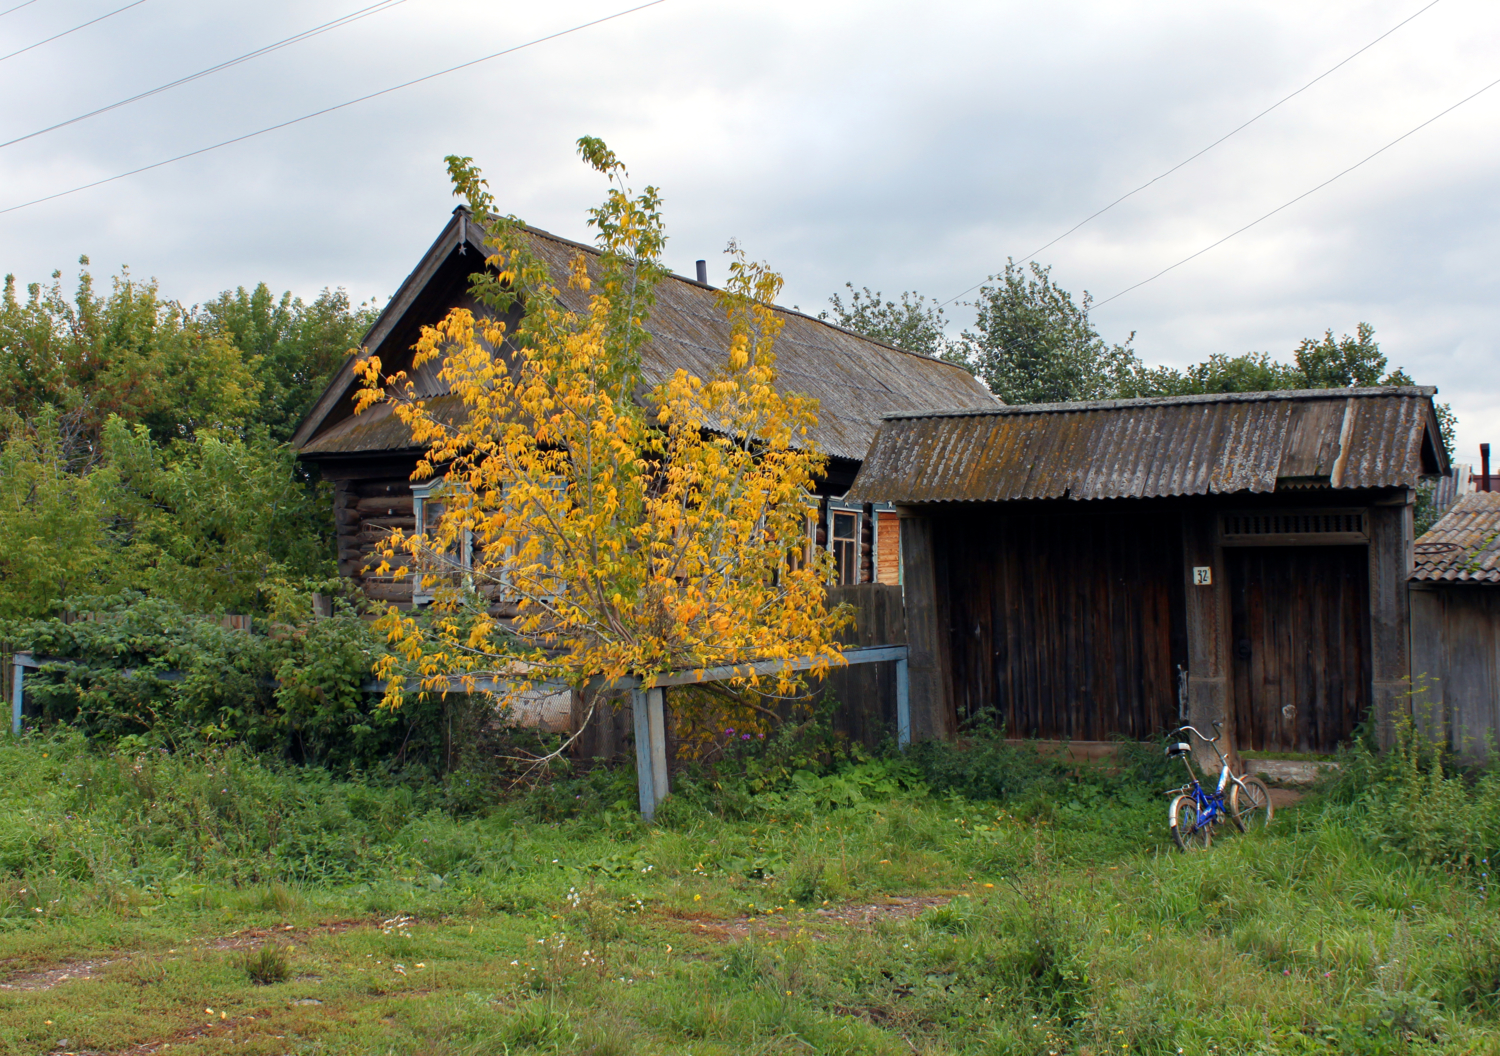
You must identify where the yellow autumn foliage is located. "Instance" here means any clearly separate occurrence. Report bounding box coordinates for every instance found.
[352,142,849,734]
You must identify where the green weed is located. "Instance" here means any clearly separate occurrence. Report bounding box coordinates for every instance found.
[241,941,290,985]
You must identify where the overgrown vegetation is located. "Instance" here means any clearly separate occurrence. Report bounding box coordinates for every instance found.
[2,718,1498,1053]
[0,593,498,773]
[0,261,377,621]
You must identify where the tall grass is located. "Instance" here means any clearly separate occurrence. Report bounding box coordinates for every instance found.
[3,720,1500,1053]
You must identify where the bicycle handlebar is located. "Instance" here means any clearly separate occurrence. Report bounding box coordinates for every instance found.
[1173,724,1229,767]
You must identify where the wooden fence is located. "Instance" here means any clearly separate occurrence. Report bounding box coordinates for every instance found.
[821,583,908,749]
[568,583,908,762]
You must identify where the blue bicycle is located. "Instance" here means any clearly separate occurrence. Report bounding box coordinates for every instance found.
[1166,722,1273,851]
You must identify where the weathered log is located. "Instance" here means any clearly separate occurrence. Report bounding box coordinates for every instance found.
[356,495,414,516]
[356,480,413,499]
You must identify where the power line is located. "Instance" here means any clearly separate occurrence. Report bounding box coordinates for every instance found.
[0,0,669,217]
[1,0,411,151]
[1090,71,1500,311]
[0,0,43,18]
[0,0,147,63]
[939,0,1446,308]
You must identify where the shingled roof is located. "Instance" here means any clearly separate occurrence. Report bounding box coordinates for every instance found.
[846,387,1448,504]
[1412,492,1500,583]
[292,211,996,464]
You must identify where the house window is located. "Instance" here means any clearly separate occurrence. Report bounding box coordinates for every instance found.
[411,481,472,604]
[830,506,860,585]
[785,500,819,572]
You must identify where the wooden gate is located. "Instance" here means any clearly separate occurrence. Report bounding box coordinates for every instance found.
[944,510,1186,741]
[1228,545,1370,753]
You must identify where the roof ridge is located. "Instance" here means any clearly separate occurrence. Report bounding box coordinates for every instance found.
[878,386,1438,420]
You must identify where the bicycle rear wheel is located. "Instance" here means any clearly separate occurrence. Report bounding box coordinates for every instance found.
[1170,794,1211,851]
[1230,776,1273,832]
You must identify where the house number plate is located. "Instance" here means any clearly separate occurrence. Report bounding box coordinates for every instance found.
[1192,566,1212,586]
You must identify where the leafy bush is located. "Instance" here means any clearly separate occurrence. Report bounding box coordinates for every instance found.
[905,718,1178,806]
[2,592,485,772]
[1323,717,1500,873]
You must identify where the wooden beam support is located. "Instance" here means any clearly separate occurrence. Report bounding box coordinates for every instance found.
[900,511,954,741]
[1182,511,1235,772]
[1368,498,1413,749]
[896,656,911,747]
[10,652,25,737]
[631,688,657,821]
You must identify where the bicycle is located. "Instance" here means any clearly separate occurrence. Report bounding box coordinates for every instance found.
[1165,722,1273,851]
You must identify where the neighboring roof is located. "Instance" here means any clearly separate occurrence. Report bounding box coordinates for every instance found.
[1431,463,1473,518]
[846,387,1448,504]
[294,211,997,462]
[1412,492,1500,583]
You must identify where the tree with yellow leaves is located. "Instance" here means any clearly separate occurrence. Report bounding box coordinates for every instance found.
[352,139,849,759]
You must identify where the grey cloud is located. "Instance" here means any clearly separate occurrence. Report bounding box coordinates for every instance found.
[1,0,1496,457]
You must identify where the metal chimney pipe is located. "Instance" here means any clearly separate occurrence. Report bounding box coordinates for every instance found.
[1483,443,1492,492]
[695,260,707,284]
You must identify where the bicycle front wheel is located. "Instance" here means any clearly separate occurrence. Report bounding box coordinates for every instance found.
[1170,794,1211,852]
[1230,776,1273,832]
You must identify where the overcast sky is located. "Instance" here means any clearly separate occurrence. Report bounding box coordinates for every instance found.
[2,0,1497,463]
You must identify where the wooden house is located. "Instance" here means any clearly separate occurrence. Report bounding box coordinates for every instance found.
[292,208,996,610]
[1410,492,1500,758]
[846,387,1449,759]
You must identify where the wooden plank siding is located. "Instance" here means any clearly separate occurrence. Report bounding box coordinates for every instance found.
[819,583,907,748]
[939,509,1186,741]
[877,511,900,585]
[1227,545,1371,753]
[1409,583,1500,760]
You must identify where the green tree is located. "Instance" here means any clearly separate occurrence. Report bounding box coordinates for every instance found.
[0,408,115,620]
[104,420,335,613]
[955,260,1139,404]
[1293,322,1407,388]
[198,283,379,441]
[819,285,958,361]
[1115,351,1303,398]
[0,258,358,618]
[0,259,262,443]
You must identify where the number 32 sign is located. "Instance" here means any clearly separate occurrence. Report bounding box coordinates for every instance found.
[1192,566,1212,586]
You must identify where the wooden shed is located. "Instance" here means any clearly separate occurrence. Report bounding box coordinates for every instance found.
[1410,492,1500,758]
[846,388,1450,759]
[292,208,996,609]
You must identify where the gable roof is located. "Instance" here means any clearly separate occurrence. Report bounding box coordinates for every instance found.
[846,387,1449,504]
[1412,491,1500,583]
[293,210,997,463]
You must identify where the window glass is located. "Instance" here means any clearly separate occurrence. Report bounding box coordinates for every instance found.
[832,510,858,585]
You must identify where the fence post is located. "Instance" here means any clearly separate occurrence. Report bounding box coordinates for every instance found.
[10,653,26,737]
[631,688,657,821]
[646,687,669,806]
[896,656,910,748]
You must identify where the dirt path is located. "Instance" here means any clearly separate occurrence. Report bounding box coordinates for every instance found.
[1268,788,1304,810]
[679,895,953,942]
[0,918,374,994]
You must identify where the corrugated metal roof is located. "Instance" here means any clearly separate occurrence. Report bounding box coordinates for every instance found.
[846,387,1445,503]
[299,218,996,460]
[1412,491,1500,583]
[1430,463,1472,516]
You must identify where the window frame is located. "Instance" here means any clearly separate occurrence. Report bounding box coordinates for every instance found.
[411,480,473,605]
[826,498,863,586]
